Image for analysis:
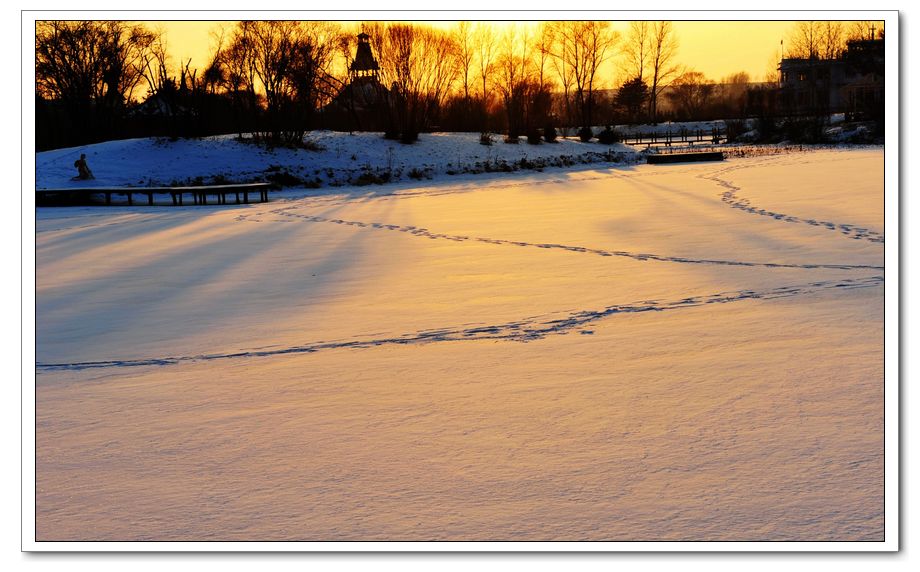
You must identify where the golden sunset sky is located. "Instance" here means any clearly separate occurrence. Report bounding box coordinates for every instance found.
[147,20,857,84]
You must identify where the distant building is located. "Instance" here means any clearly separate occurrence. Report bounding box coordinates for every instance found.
[839,38,885,118]
[349,32,380,81]
[778,58,847,114]
[778,36,884,117]
[322,32,390,131]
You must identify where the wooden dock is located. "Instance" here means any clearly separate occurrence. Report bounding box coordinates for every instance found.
[646,151,725,164]
[621,128,725,147]
[36,182,273,206]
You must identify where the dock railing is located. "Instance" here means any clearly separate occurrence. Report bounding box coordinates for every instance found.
[36,182,273,206]
[621,127,725,147]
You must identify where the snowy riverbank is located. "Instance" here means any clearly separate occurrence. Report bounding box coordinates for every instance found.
[36,130,643,192]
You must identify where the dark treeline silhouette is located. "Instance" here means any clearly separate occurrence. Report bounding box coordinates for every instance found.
[36,21,156,149]
[35,20,884,151]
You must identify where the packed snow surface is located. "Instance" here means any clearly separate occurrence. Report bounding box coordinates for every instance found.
[35,147,884,541]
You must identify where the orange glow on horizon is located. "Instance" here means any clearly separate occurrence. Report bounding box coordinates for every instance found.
[146,20,877,85]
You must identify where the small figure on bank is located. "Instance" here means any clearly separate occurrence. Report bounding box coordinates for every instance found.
[74,154,94,180]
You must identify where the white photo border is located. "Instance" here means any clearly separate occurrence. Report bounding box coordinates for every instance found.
[21,7,900,552]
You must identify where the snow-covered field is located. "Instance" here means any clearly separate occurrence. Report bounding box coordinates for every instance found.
[34,147,884,541]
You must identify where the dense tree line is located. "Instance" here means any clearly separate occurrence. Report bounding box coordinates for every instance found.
[35,19,884,150]
[36,21,157,148]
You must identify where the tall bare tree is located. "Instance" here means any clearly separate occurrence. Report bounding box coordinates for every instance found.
[248,20,299,135]
[224,20,260,134]
[847,21,884,41]
[787,21,846,59]
[474,23,498,106]
[201,27,228,95]
[580,21,618,127]
[820,22,846,59]
[647,21,680,124]
[420,27,459,119]
[535,23,554,93]
[621,21,650,83]
[139,33,173,98]
[36,21,154,105]
[287,22,341,137]
[36,20,157,142]
[220,20,340,142]
[370,23,457,142]
[453,21,475,105]
[787,21,821,59]
[494,25,530,137]
[550,21,618,128]
[547,22,575,129]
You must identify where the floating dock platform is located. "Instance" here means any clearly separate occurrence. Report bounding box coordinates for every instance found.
[646,151,725,164]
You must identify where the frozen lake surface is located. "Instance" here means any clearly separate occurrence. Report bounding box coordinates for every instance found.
[35,149,884,541]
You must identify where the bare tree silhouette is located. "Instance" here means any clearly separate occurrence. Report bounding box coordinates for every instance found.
[621,21,650,85]
[367,23,457,142]
[786,21,846,60]
[218,21,339,144]
[666,70,714,121]
[495,25,530,139]
[36,21,157,144]
[473,23,498,131]
[547,21,618,130]
[453,21,475,107]
[847,21,884,41]
[647,21,680,124]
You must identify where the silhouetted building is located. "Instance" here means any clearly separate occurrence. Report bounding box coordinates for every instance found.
[349,32,380,81]
[840,38,885,119]
[322,32,389,131]
[778,36,884,117]
[778,58,847,114]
